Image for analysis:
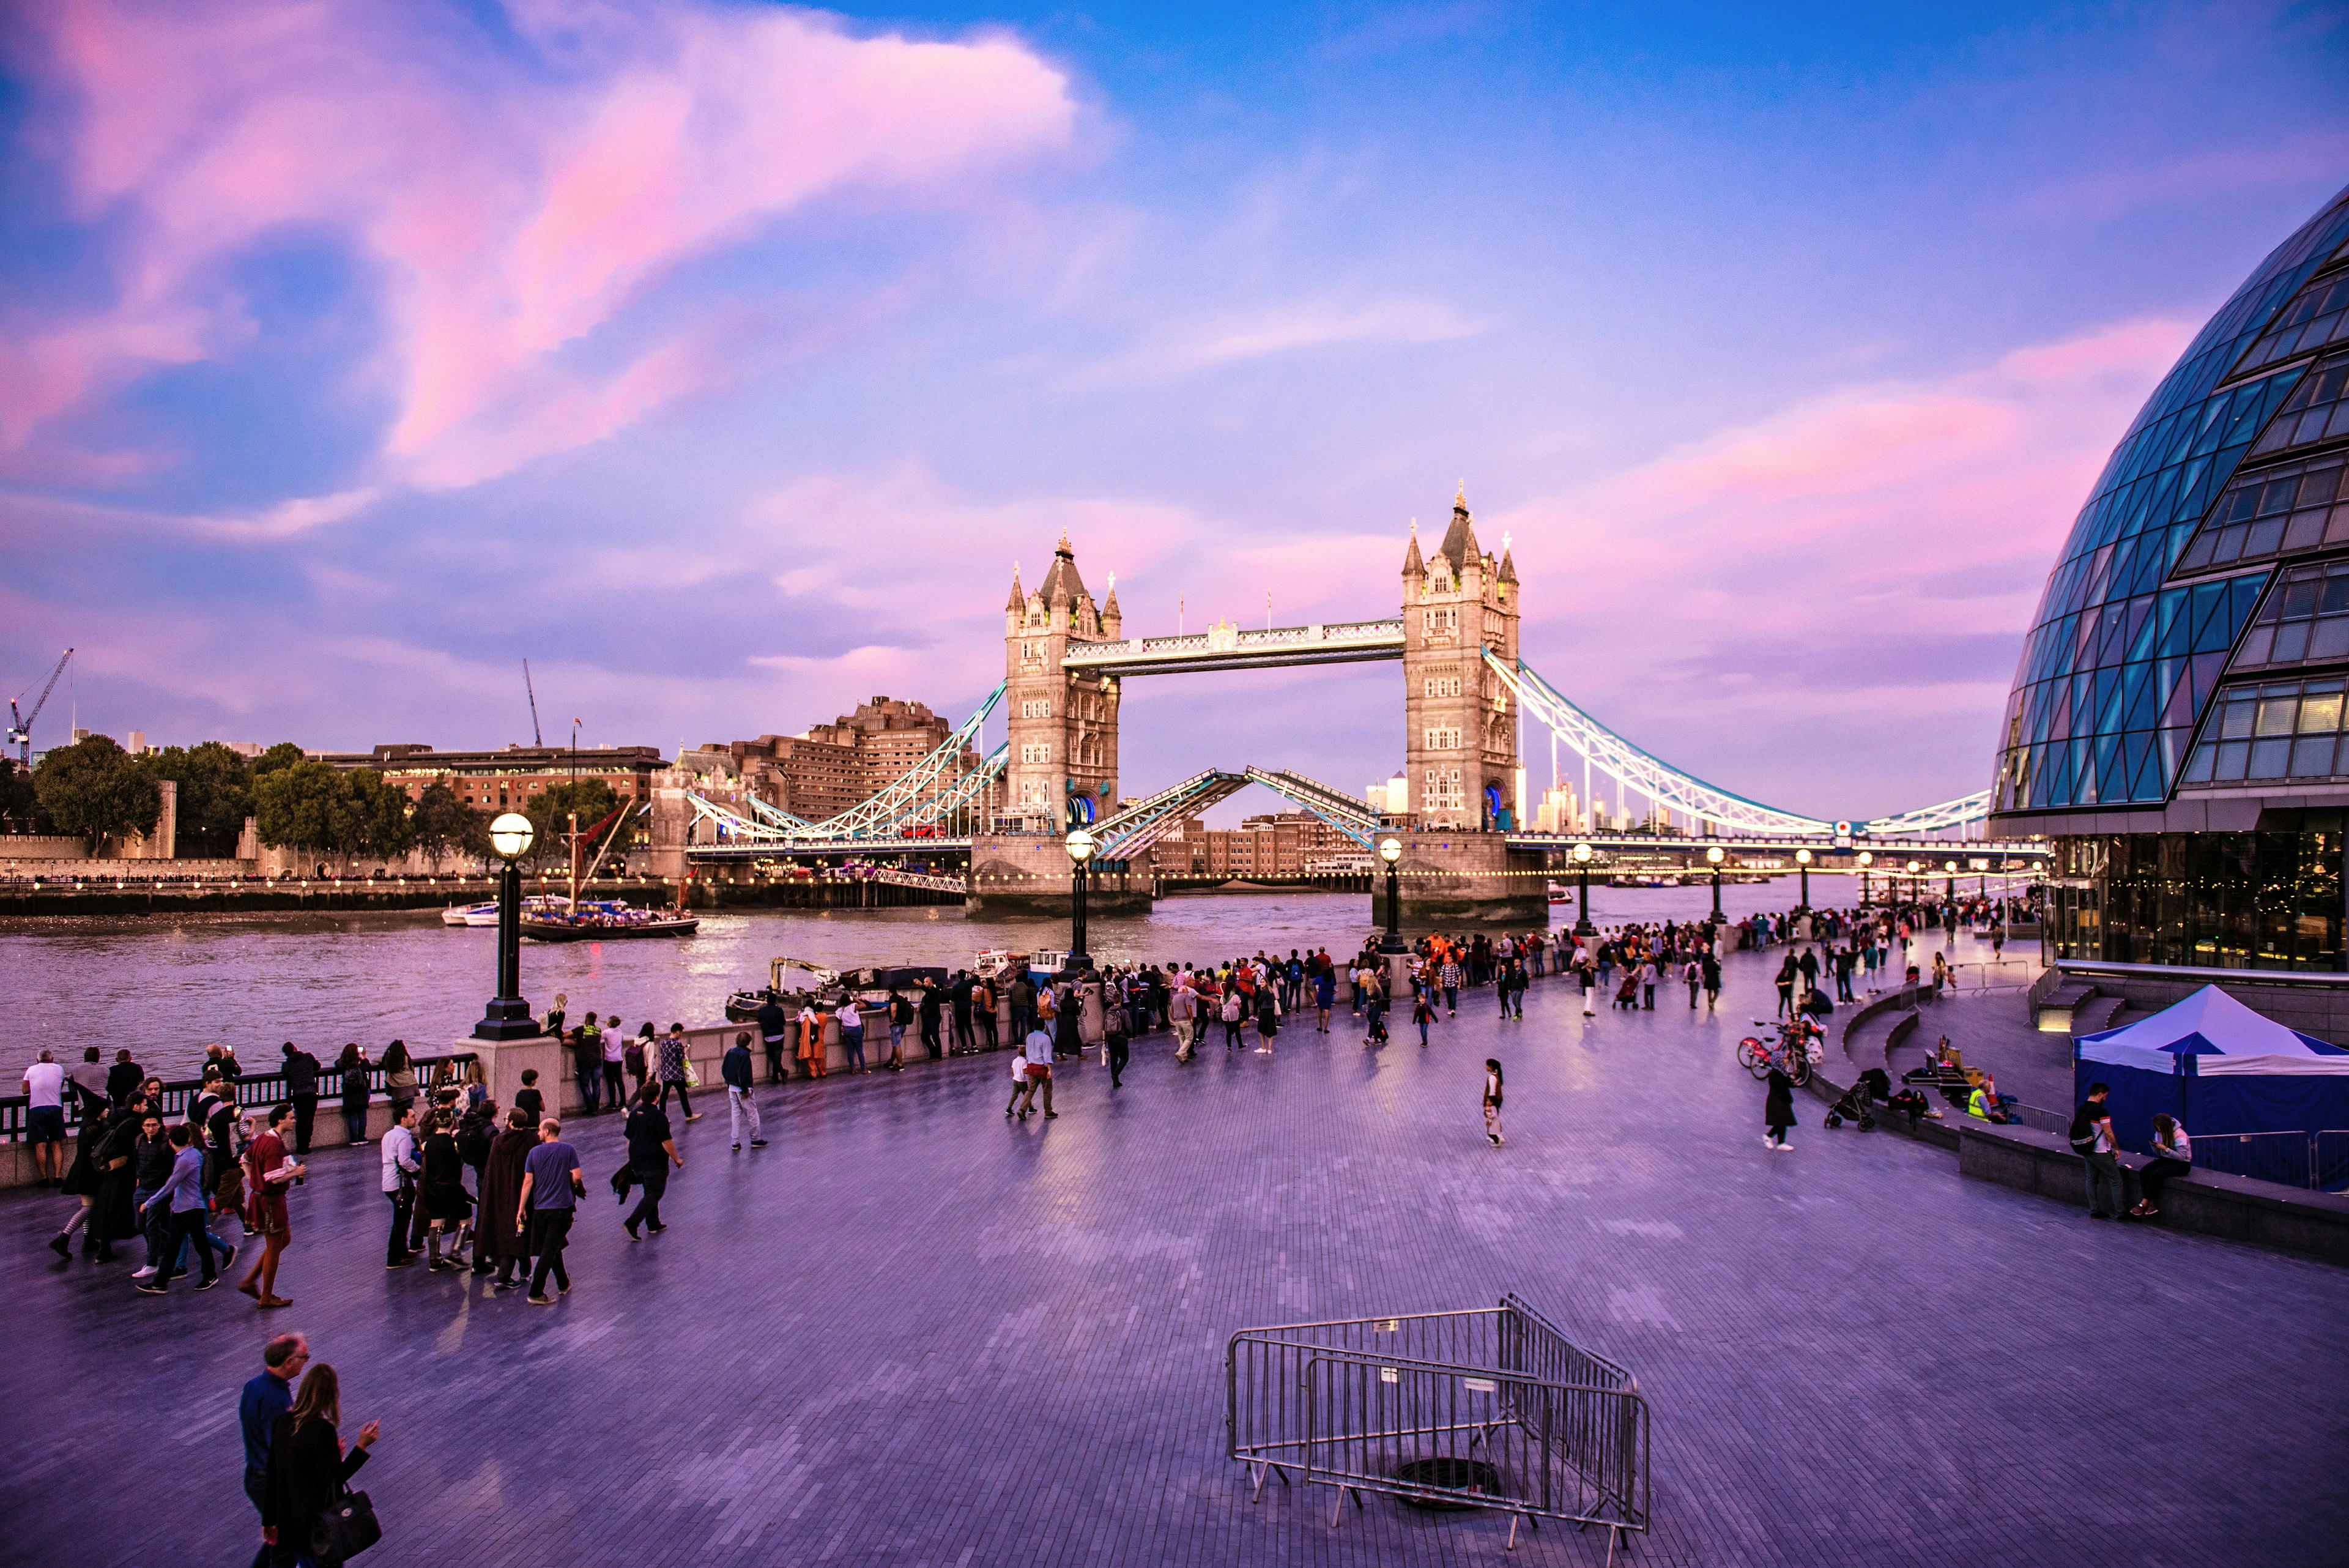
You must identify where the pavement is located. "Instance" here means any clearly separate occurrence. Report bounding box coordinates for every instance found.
[5,938,2345,1567]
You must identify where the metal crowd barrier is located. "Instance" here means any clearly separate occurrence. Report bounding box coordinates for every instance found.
[1226,1295,1650,1559]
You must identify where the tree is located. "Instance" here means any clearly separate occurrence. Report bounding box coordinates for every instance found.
[143,741,254,856]
[410,781,490,865]
[344,768,414,861]
[526,778,619,869]
[0,758,47,833]
[251,741,307,776]
[253,759,355,853]
[34,735,163,849]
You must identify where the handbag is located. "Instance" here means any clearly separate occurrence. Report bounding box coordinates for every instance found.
[311,1485,382,1564]
[682,1052,702,1089]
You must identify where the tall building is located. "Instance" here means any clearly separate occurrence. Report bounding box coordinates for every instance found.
[1004,534,1121,832]
[1400,488,1521,828]
[1992,182,2349,970]
[323,743,666,815]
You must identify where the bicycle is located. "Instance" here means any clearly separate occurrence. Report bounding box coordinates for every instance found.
[1742,1018,1820,1085]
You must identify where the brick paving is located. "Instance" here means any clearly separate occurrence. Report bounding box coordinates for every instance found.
[5,942,2345,1567]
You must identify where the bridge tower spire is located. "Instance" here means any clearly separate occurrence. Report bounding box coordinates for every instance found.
[1401,485,1521,829]
[1005,533,1120,832]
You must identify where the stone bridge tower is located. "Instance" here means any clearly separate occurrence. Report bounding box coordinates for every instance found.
[1004,534,1121,832]
[1401,486,1521,829]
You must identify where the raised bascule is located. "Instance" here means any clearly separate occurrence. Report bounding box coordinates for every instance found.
[655,488,2017,917]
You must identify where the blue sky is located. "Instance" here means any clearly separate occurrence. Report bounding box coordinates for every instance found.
[1,0,2343,820]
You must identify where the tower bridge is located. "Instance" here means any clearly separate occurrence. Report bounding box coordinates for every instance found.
[653,487,2017,916]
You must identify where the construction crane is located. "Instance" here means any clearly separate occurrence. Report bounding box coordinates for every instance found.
[523,660,544,747]
[8,647,73,765]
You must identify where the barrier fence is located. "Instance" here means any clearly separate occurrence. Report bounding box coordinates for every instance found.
[1,1053,477,1142]
[2190,1129,2349,1192]
[1226,1295,1649,1559]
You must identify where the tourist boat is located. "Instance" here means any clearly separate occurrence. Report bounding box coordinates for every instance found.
[442,894,586,927]
[722,957,948,1020]
[974,947,1064,979]
[1546,882,1572,905]
[519,899,699,942]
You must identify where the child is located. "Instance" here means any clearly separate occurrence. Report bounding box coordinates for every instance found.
[1482,1060,1505,1146]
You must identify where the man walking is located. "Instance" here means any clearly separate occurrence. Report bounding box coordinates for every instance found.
[135,1124,218,1294]
[478,1108,536,1289]
[656,1024,701,1119]
[380,1102,421,1269]
[518,1119,585,1304]
[239,1332,309,1568]
[279,1041,321,1154]
[622,1083,683,1241]
[1169,978,1197,1062]
[1017,1025,1056,1120]
[722,1031,767,1153]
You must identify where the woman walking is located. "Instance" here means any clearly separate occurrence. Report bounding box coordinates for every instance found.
[417,1111,473,1271]
[1764,1060,1797,1152]
[1482,1060,1505,1146]
[336,1044,369,1144]
[239,1104,303,1307]
[261,1363,380,1568]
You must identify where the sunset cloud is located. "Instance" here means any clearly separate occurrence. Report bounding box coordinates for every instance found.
[5,0,1078,490]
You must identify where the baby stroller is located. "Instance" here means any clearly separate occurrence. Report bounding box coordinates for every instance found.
[1824,1067,1891,1131]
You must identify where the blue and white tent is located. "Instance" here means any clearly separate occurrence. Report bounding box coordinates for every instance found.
[2074,985,2349,1186]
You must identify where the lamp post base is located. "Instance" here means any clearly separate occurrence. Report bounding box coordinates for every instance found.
[473,997,539,1042]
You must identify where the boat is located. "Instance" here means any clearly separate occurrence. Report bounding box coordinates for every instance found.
[723,957,947,1021]
[443,894,592,927]
[519,899,699,942]
[975,948,1064,980]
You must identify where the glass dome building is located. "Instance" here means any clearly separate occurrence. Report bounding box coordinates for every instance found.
[1994,182,2349,970]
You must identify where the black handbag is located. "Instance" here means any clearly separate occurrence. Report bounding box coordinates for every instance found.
[312,1487,382,1564]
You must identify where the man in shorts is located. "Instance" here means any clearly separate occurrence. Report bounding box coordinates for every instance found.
[1017,1025,1056,1120]
[20,1049,67,1186]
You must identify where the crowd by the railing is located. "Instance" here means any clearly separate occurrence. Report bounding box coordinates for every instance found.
[2,1048,477,1144]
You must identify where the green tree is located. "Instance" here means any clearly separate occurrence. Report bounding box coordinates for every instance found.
[143,741,254,856]
[253,758,355,853]
[410,781,490,865]
[526,778,619,869]
[344,768,414,861]
[33,735,163,849]
[0,758,47,833]
[251,741,307,776]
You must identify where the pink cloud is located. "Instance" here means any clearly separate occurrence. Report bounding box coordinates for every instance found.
[10,0,1078,489]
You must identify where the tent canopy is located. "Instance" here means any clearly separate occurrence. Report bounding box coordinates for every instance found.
[2076,985,2349,1077]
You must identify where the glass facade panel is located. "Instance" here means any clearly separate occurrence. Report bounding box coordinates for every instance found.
[2046,827,2344,971]
[1993,185,2349,819]
[2184,675,2349,786]
[2230,558,2349,674]
[2247,351,2349,459]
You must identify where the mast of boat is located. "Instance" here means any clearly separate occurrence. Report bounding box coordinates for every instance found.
[568,716,582,909]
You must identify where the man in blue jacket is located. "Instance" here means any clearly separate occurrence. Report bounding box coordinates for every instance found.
[722,1031,766,1153]
[239,1333,309,1568]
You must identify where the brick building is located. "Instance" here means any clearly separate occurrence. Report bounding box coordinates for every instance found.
[696,697,985,825]
[1157,810,1362,878]
[321,743,667,815]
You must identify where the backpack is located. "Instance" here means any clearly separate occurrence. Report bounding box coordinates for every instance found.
[2068,1105,2100,1153]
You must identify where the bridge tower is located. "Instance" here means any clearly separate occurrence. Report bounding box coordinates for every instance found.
[1004,533,1122,832]
[1401,486,1521,829]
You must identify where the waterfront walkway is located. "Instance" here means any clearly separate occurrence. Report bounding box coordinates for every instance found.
[5,943,2343,1566]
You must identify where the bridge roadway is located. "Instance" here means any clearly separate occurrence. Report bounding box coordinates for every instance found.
[6,935,2336,1566]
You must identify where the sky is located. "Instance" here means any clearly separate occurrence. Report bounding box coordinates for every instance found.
[1,0,2345,824]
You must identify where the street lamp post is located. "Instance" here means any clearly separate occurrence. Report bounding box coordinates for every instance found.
[474,812,539,1041]
[1064,828,1095,975]
[1706,844,1725,923]
[1572,842,1595,937]
[1378,836,1406,952]
[1855,850,1873,909]
[1795,846,1813,914]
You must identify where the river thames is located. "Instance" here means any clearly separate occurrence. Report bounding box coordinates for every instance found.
[4,876,1870,1078]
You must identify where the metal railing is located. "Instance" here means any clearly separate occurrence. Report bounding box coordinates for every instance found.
[2189,1130,2349,1192]
[1227,1296,1649,1559]
[0,1052,477,1143]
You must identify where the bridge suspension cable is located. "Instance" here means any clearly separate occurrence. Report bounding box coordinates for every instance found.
[1490,652,1989,838]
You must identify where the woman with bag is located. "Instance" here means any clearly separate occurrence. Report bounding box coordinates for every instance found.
[380,1041,417,1123]
[262,1362,381,1567]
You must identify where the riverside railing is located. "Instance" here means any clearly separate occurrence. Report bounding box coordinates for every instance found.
[0,1052,478,1142]
[2189,1130,2349,1192]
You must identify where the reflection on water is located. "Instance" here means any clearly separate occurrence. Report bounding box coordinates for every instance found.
[5,876,1836,1079]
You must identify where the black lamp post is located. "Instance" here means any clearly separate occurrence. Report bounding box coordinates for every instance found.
[1706,844,1725,923]
[1378,836,1406,952]
[474,812,539,1040]
[1795,846,1813,915]
[1572,842,1595,937]
[1856,850,1873,908]
[1064,828,1095,975]
[1905,859,1921,915]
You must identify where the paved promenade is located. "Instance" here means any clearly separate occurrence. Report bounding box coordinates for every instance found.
[5,943,2344,1567]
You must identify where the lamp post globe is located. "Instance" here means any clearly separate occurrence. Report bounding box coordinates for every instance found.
[1855,849,1873,908]
[1794,845,1813,914]
[1571,842,1595,937]
[1063,829,1095,975]
[1378,836,1406,953]
[1705,844,1726,922]
[474,812,540,1041]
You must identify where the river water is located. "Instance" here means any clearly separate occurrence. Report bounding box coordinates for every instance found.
[6,875,1866,1079]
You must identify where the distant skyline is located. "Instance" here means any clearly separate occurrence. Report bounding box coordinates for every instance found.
[3,1,2345,822]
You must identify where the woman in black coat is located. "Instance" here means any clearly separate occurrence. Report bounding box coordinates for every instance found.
[91,1107,146,1257]
[1764,1065,1797,1152]
[263,1364,379,1567]
[337,1043,371,1145]
[417,1114,474,1270]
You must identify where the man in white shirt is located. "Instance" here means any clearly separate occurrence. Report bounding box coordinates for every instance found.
[380,1102,421,1269]
[1020,1027,1056,1120]
[21,1050,67,1186]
